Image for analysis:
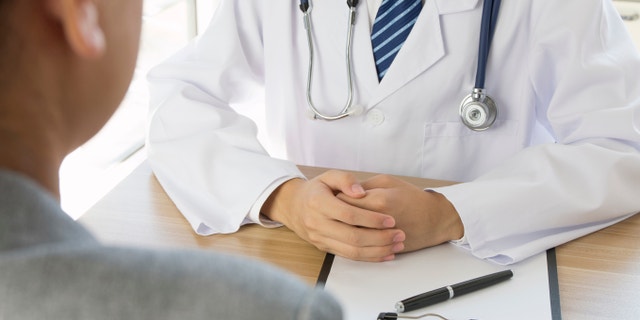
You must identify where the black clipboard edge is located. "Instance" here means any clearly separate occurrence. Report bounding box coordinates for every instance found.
[547,248,562,320]
[315,253,335,288]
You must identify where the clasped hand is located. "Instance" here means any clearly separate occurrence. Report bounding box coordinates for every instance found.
[262,170,463,262]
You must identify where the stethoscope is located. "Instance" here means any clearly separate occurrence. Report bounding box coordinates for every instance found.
[298,0,501,131]
[299,0,361,120]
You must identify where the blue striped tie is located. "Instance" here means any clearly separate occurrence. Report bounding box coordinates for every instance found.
[371,0,423,81]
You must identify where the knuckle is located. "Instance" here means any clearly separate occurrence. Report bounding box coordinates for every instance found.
[375,174,394,184]
[324,169,355,183]
[338,209,358,224]
[345,229,363,246]
[322,169,342,180]
[306,195,324,211]
[369,194,391,212]
[306,232,322,245]
[300,214,320,231]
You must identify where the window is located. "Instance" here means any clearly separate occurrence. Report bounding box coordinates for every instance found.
[60,0,219,219]
[614,1,640,50]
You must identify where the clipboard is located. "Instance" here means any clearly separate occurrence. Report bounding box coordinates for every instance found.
[317,244,561,320]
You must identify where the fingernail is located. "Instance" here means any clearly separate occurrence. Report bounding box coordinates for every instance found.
[351,184,365,195]
[383,218,395,228]
[393,233,405,242]
[383,254,396,261]
[392,242,405,253]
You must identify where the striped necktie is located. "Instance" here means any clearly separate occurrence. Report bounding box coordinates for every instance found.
[371,0,423,81]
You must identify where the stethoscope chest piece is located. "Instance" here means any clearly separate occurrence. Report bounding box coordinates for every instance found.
[459,88,497,131]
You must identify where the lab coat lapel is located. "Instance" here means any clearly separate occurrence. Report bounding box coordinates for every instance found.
[368,0,480,107]
[351,2,380,104]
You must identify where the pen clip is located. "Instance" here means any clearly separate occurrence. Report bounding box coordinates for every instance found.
[377,312,449,320]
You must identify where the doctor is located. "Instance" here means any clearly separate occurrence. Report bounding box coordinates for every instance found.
[147,0,640,264]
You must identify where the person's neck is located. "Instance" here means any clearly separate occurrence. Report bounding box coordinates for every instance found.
[0,105,67,200]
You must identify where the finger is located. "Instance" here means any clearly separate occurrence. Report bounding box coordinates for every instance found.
[297,198,401,263]
[316,217,405,248]
[325,198,397,229]
[336,189,394,214]
[359,174,407,190]
[318,233,405,262]
[303,182,395,229]
[316,170,366,199]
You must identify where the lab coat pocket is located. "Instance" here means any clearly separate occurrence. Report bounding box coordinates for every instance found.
[422,120,520,182]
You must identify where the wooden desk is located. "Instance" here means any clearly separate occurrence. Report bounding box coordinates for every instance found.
[79,161,640,319]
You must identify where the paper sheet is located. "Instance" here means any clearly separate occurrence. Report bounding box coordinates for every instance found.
[323,244,557,320]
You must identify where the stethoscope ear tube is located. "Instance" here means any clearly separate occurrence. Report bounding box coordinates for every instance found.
[299,0,310,13]
[302,0,358,121]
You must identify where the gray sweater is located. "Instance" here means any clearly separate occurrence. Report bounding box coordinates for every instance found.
[0,170,342,319]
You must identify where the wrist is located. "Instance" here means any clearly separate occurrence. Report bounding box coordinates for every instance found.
[428,190,465,242]
[261,178,305,225]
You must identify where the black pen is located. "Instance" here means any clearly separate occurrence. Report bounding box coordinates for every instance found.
[395,269,514,313]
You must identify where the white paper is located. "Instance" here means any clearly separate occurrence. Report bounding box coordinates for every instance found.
[324,244,553,320]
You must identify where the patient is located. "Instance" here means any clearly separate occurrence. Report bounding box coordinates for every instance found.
[0,0,341,318]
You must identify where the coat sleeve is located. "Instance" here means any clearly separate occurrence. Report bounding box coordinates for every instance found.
[146,0,303,235]
[436,0,640,264]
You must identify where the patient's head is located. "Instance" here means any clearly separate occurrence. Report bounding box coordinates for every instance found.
[0,0,143,195]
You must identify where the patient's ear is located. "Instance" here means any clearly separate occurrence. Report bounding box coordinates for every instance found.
[46,0,106,58]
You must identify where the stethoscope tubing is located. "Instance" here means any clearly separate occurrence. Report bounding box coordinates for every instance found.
[300,0,501,127]
[475,0,501,89]
[302,2,357,121]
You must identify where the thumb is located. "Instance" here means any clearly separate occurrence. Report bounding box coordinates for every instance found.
[346,182,366,198]
[318,170,367,198]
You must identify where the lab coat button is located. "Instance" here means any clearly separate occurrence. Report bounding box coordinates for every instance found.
[365,109,385,126]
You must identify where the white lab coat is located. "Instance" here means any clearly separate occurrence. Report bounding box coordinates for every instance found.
[147,0,640,264]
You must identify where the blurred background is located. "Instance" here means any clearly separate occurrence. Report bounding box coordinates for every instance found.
[59,0,219,218]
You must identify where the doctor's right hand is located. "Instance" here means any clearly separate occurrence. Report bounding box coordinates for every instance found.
[260,170,406,262]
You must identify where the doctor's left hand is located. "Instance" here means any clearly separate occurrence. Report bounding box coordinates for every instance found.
[337,175,464,253]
